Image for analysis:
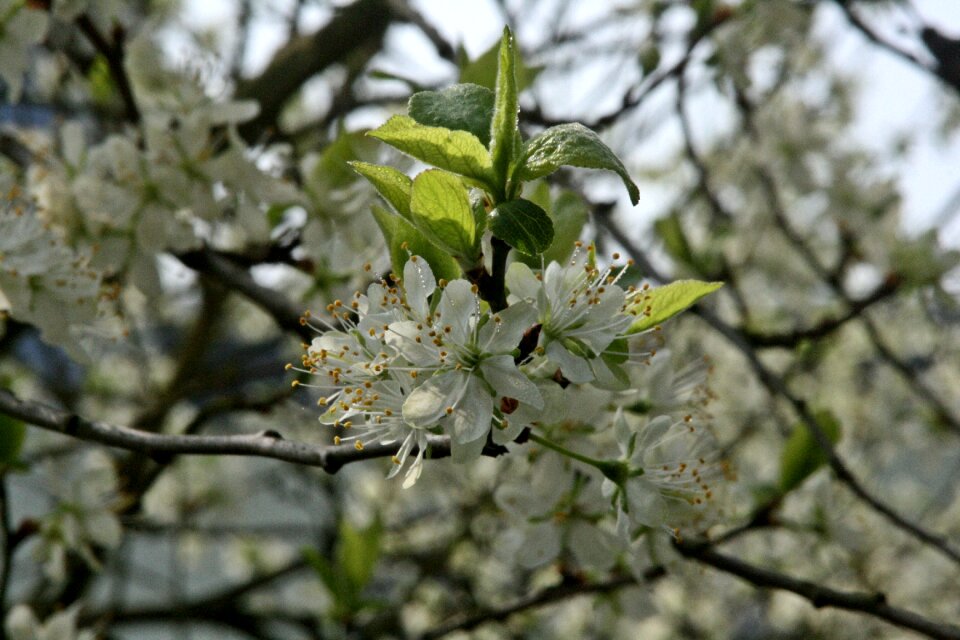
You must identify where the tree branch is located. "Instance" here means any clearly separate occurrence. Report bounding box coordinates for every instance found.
[234,0,393,142]
[676,538,960,640]
[420,567,666,640]
[0,389,510,475]
[742,276,900,348]
[600,212,960,566]
[177,247,313,342]
[73,13,140,124]
[692,306,960,566]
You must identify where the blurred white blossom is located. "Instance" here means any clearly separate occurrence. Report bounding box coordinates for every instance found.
[5,605,94,640]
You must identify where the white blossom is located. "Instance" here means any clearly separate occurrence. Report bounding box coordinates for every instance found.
[0,1,48,102]
[506,247,641,386]
[34,451,123,583]
[604,410,725,538]
[5,605,94,640]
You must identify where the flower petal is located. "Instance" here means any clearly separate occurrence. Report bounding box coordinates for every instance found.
[403,256,436,319]
[546,341,593,384]
[402,372,466,427]
[505,261,540,303]
[450,375,493,443]
[625,476,670,529]
[479,301,536,353]
[436,279,477,345]
[450,431,487,462]
[480,355,542,409]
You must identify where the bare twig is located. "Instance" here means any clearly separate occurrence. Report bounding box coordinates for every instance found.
[234,0,393,142]
[73,14,140,124]
[177,248,313,342]
[831,1,949,87]
[386,0,457,63]
[676,538,960,640]
[420,567,665,640]
[742,276,900,348]
[0,389,513,475]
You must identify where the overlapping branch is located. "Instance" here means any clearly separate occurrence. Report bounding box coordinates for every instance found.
[676,538,960,640]
[0,388,508,475]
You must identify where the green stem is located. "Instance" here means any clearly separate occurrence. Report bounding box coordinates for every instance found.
[528,432,617,475]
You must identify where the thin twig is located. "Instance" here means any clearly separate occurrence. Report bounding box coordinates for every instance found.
[177,248,313,342]
[676,538,960,640]
[73,14,140,124]
[0,475,13,611]
[420,567,665,640]
[0,389,507,475]
[692,306,960,566]
[742,277,899,348]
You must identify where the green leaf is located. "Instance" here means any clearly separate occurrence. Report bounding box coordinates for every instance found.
[410,169,477,259]
[654,214,696,267]
[626,279,723,333]
[370,205,461,282]
[408,84,494,147]
[514,123,640,205]
[0,414,25,466]
[543,191,588,263]
[515,188,588,267]
[88,55,116,106]
[336,517,383,595]
[459,37,542,92]
[779,410,843,493]
[349,161,412,219]
[490,26,521,198]
[892,231,960,287]
[489,198,554,256]
[303,547,348,605]
[367,115,493,187]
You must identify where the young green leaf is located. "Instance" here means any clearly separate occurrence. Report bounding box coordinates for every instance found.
[489,198,554,256]
[515,188,588,267]
[336,517,383,596]
[459,35,543,92]
[542,191,588,263]
[779,410,843,493]
[303,548,349,607]
[349,161,412,219]
[514,123,640,205]
[367,115,494,187]
[370,205,461,282]
[490,26,521,199]
[408,84,495,146]
[0,415,25,466]
[410,169,477,259]
[627,279,723,333]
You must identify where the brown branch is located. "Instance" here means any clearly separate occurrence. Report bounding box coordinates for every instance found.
[386,0,457,63]
[743,276,900,348]
[420,567,666,640]
[831,1,960,94]
[73,14,140,124]
[233,0,393,143]
[692,306,960,566]
[0,388,507,475]
[597,209,960,565]
[860,316,960,434]
[676,538,960,640]
[176,247,313,342]
[734,87,960,436]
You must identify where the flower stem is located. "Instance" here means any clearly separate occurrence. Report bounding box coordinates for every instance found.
[528,432,621,479]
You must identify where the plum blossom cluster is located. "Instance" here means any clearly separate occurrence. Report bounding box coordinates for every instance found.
[292,249,727,532]
[0,191,113,362]
[24,32,303,298]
